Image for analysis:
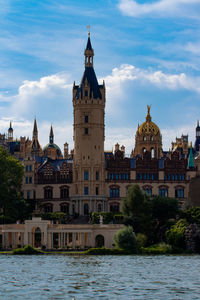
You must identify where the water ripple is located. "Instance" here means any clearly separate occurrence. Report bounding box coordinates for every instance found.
[0,255,200,299]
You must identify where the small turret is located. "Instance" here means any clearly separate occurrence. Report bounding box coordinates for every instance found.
[195,120,200,152]
[8,121,13,142]
[84,30,94,67]
[49,125,54,144]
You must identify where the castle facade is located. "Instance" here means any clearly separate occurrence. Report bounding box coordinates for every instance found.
[1,33,200,215]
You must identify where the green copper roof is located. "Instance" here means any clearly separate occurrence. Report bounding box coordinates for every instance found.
[188,147,195,169]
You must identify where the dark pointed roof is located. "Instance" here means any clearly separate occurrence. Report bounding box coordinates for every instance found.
[8,121,13,131]
[86,36,93,51]
[33,118,38,135]
[50,125,54,144]
[75,67,102,99]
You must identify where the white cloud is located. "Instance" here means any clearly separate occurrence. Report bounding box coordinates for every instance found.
[102,64,200,100]
[0,67,199,152]
[118,0,200,18]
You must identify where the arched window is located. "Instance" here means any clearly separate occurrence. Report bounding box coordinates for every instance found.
[175,187,184,198]
[60,186,69,199]
[143,136,147,141]
[43,203,53,213]
[60,203,69,213]
[143,186,152,196]
[44,187,53,199]
[95,235,104,247]
[159,187,168,198]
[143,147,146,153]
[151,148,155,158]
[110,203,120,212]
[98,203,102,212]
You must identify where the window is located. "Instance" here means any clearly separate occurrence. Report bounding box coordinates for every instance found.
[60,203,69,213]
[84,171,89,180]
[84,203,89,215]
[175,188,184,198]
[96,187,99,195]
[85,115,88,123]
[60,187,69,198]
[84,186,89,195]
[44,204,53,213]
[25,177,29,184]
[29,177,32,184]
[151,148,155,158]
[96,171,99,180]
[84,128,88,135]
[110,187,120,198]
[44,187,53,199]
[85,90,88,97]
[110,203,120,212]
[143,187,152,196]
[98,203,102,212]
[159,187,168,198]
[25,165,29,172]
[29,165,32,171]
[27,191,31,199]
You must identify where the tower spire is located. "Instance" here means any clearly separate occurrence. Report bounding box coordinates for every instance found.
[49,124,54,144]
[33,117,38,138]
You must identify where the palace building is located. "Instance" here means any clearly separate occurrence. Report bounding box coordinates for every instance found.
[1,33,200,217]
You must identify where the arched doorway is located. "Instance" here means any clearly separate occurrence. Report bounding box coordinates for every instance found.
[34,227,41,248]
[84,203,89,215]
[95,235,104,248]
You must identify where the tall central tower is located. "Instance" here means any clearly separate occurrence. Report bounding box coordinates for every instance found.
[72,33,107,215]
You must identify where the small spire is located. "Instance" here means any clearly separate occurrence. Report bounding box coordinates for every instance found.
[33,117,38,136]
[9,121,13,130]
[49,125,54,144]
[197,120,199,127]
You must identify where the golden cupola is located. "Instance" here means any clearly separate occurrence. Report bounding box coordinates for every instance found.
[137,105,160,136]
[133,105,162,159]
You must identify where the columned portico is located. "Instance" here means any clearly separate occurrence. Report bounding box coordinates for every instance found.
[0,218,123,250]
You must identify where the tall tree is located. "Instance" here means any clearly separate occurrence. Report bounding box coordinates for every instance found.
[0,146,27,222]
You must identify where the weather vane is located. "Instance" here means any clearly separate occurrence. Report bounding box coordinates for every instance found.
[86,25,90,37]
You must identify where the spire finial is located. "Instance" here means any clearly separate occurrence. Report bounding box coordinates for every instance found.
[146,105,152,122]
[86,25,90,37]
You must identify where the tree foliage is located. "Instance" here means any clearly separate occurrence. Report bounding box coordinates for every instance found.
[0,146,28,222]
[114,226,138,253]
[166,219,188,249]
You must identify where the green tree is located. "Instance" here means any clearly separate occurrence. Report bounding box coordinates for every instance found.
[114,226,138,253]
[122,184,152,234]
[151,196,179,221]
[166,219,188,249]
[0,146,28,222]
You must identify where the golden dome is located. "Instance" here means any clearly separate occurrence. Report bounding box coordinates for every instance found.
[137,105,160,136]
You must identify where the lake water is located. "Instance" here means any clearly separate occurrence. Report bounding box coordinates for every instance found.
[0,255,199,299]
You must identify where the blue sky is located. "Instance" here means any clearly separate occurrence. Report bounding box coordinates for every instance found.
[0,0,200,153]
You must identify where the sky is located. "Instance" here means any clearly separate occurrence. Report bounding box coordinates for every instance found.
[0,0,200,154]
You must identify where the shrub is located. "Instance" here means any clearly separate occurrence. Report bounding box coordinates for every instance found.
[114,226,138,253]
[85,247,130,255]
[141,243,172,254]
[13,245,43,255]
[136,233,147,248]
[166,219,188,249]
